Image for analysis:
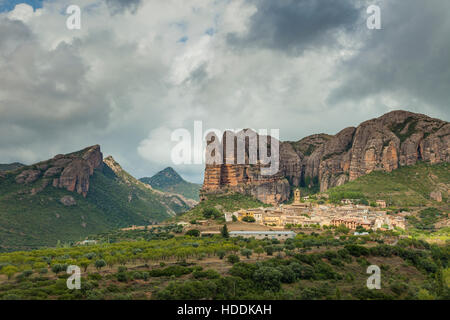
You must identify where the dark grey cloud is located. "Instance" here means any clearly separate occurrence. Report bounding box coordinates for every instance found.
[227,0,363,55]
[329,0,450,119]
[1,0,449,184]
[105,0,141,15]
[0,18,111,164]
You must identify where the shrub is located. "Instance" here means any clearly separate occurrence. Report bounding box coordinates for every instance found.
[203,208,222,219]
[277,265,296,283]
[116,272,128,282]
[390,281,408,296]
[88,273,102,280]
[229,262,258,279]
[227,254,240,264]
[118,266,127,273]
[186,229,200,237]
[192,269,220,279]
[242,216,256,223]
[51,264,65,275]
[253,266,283,292]
[21,270,33,278]
[149,266,193,277]
[84,253,96,260]
[94,259,106,270]
[344,244,369,257]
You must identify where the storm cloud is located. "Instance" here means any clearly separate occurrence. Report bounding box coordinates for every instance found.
[329,0,450,115]
[227,0,364,55]
[0,0,448,183]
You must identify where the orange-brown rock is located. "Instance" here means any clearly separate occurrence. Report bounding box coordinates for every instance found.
[294,110,449,192]
[15,169,41,184]
[13,145,103,197]
[201,110,450,201]
[201,130,290,205]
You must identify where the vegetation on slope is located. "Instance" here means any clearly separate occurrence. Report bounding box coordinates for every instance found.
[0,163,24,172]
[326,162,450,207]
[177,193,270,221]
[139,167,201,201]
[0,228,448,300]
[0,162,190,252]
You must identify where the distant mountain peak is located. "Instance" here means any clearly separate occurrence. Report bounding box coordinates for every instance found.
[0,146,195,250]
[158,167,183,182]
[0,162,25,172]
[140,167,201,201]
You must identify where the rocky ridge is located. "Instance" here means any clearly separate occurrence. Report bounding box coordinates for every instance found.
[201,110,450,203]
[13,145,103,197]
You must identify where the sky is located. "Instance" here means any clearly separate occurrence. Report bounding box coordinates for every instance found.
[0,0,449,183]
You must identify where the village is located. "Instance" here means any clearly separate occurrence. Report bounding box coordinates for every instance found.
[116,190,410,242]
[223,190,408,233]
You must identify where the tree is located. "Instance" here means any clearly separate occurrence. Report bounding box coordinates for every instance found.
[51,264,65,274]
[355,225,366,233]
[79,259,91,272]
[221,224,229,238]
[227,254,240,264]
[186,229,200,237]
[240,249,252,259]
[336,224,350,235]
[217,250,226,259]
[105,256,117,269]
[417,289,435,300]
[1,265,19,280]
[253,266,282,291]
[242,216,256,223]
[232,215,237,222]
[277,265,295,283]
[33,262,47,271]
[254,247,264,259]
[264,245,274,256]
[95,259,106,270]
[203,208,222,219]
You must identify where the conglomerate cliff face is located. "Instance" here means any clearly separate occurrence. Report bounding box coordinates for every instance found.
[201,110,450,203]
[201,130,290,205]
[14,145,103,197]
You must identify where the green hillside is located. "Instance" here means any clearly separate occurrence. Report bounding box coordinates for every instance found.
[177,193,270,221]
[140,167,201,201]
[0,158,191,252]
[0,163,24,172]
[326,162,450,207]
[0,229,448,300]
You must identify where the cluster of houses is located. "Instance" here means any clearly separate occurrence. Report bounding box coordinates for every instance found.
[225,190,407,231]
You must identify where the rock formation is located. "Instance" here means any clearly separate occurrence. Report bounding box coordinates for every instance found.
[201,110,450,204]
[430,191,443,202]
[201,130,290,205]
[14,145,103,197]
[60,195,77,206]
